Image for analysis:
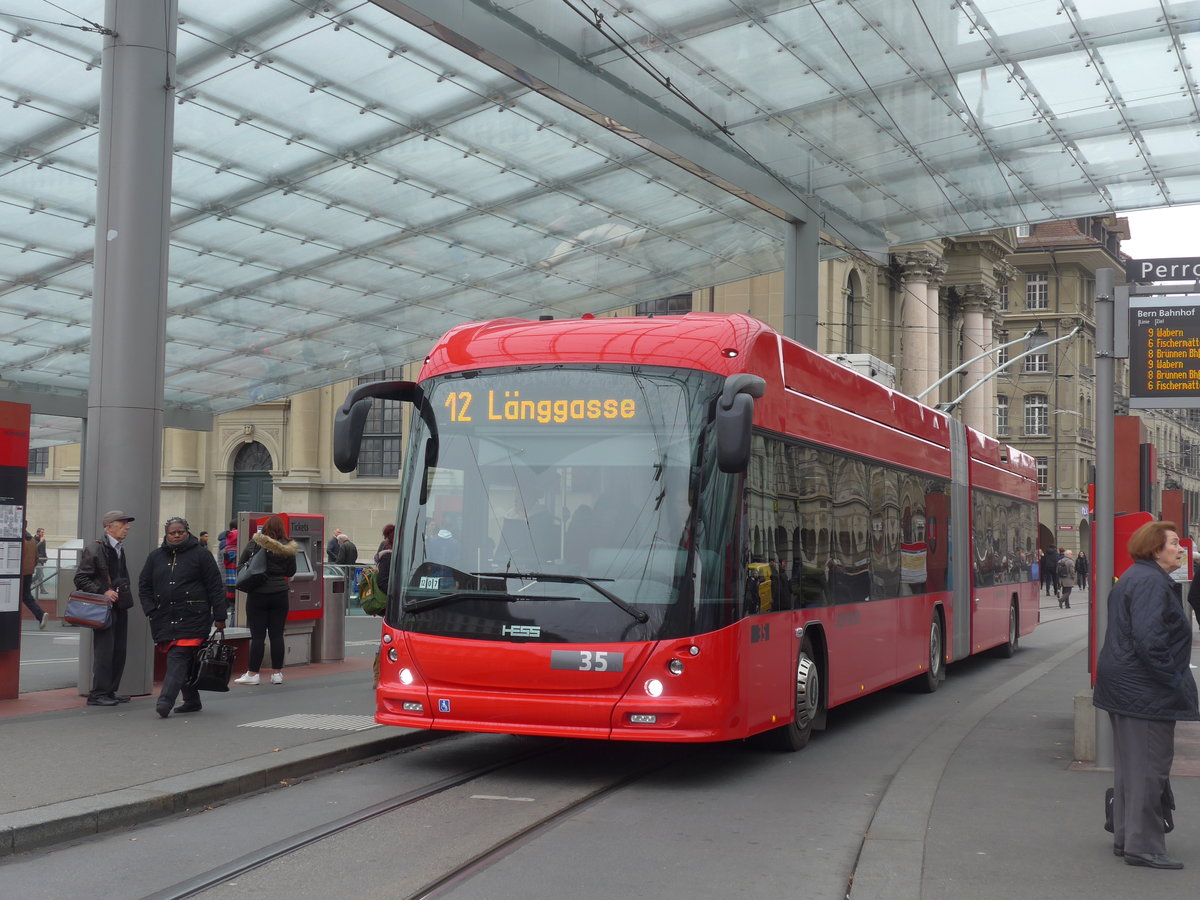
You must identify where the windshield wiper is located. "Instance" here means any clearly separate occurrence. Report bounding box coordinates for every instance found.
[402,591,577,614]
[468,571,650,623]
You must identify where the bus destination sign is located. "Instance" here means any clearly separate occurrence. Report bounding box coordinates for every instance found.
[1129,297,1200,409]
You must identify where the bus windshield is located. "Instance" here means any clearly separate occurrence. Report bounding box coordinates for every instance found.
[391,365,728,643]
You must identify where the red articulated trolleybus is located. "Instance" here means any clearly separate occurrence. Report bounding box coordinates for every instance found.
[334,313,1039,750]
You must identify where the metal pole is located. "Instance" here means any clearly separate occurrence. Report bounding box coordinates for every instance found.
[77,0,178,697]
[784,219,819,348]
[1094,268,1116,768]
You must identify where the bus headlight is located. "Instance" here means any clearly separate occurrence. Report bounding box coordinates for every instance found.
[644,678,664,697]
[668,659,684,676]
[398,666,415,685]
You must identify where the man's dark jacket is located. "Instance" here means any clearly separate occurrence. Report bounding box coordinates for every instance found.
[138,533,226,643]
[74,537,134,609]
[1093,558,1200,722]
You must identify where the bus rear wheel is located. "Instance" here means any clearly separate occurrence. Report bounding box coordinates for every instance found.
[994,603,1018,658]
[765,635,821,751]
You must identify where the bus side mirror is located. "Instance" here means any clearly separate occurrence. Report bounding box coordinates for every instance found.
[715,374,765,473]
[334,380,431,473]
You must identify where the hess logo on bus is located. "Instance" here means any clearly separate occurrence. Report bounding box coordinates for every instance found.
[502,625,541,638]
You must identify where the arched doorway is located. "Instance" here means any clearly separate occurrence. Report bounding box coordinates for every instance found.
[232,441,273,518]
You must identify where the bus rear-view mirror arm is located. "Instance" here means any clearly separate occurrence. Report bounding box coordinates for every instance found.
[715,374,766,473]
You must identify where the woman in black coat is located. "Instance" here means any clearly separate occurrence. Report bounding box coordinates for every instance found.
[1093,520,1199,869]
[139,517,226,718]
[233,515,298,686]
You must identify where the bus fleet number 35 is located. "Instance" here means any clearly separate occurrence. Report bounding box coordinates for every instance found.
[550,650,625,672]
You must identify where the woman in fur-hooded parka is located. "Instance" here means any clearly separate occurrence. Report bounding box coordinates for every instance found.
[233,516,298,683]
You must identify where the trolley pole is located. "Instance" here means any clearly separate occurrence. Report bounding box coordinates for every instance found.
[1094,267,1115,769]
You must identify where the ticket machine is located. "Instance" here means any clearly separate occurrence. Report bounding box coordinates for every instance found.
[236,512,329,665]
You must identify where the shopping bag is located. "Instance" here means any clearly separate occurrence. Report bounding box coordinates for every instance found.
[63,591,113,629]
[187,637,235,692]
[235,546,269,592]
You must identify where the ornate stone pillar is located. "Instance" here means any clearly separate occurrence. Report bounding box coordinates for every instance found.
[957,285,999,435]
[285,388,321,479]
[896,251,940,397]
[926,261,947,402]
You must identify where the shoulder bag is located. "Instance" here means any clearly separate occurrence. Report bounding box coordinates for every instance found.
[64,591,113,629]
[187,636,235,692]
[236,545,269,592]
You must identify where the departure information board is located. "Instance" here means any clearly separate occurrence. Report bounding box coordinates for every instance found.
[1129,297,1200,409]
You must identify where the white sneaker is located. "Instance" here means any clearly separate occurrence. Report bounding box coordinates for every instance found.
[270,672,283,685]
[38,612,48,630]
[234,672,260,685]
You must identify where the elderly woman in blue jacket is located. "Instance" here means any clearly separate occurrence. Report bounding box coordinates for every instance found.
[1093,520,1199,869]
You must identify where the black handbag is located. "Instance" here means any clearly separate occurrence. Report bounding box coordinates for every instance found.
[236,546,269,592]
[63,591,113,629]
[1105,783,1174,834]
[187,637,235,692]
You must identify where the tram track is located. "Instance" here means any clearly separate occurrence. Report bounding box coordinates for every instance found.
[144,736,683,900]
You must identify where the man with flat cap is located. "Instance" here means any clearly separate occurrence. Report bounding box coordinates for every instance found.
[74,510,136,707]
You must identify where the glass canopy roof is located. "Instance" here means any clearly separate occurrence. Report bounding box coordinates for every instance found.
[2,0,1197,443]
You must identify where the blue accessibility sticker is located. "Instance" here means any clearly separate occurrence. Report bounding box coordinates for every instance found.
[438,699,450,712]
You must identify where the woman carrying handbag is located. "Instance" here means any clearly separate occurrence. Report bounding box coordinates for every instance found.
[138,517,227,718]
[233,515,299,686]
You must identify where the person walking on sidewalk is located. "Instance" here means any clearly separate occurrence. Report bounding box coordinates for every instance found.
[1093,520,1199,870]
[1075,550,1089,591]
[20,521,48,628]
[74,511,136,707]
[233,515,298,686]
[1056,550,1076,609]
[139,517,227,718]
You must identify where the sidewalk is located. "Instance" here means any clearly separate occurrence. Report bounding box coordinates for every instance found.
[0,656,433,857]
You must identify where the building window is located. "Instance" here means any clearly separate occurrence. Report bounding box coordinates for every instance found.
[1016,224,1031,237]
[1025,273,1048,310]
[635,293,692,316]
[996,395,1009,437]
[999,284,1009,311]
[1035,456,1048,490]
[1024,394,1048,436]
[28,447,48,476]
[356,367,403,478]
[1023,352,1049,373]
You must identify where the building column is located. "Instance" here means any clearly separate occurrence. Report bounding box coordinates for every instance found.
[285,389,321,479]
[896,251,940,397]
[958,285,999,435]
[926,261,947,403]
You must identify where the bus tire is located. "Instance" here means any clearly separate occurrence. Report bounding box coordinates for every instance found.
[994,602,1018,658]
[915,611,944,693]
[765,635,821,752]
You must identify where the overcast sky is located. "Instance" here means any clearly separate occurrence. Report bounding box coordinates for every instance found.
[1119,205,1200,259]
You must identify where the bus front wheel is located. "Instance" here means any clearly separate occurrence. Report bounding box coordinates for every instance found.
[765,635,822,751]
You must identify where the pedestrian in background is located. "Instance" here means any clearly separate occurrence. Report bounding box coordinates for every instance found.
[1040,546,1056,597]
[139,517,226,718]
[327,527,343,563]
[336,532,359,566]
[1056,550,1076,609]
[20,521,48,629]
[1093,520,1198,869]
[223,525,238,608]
[1075,550,1089,591]
[233,515,298,686]
[74,510,136,707]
